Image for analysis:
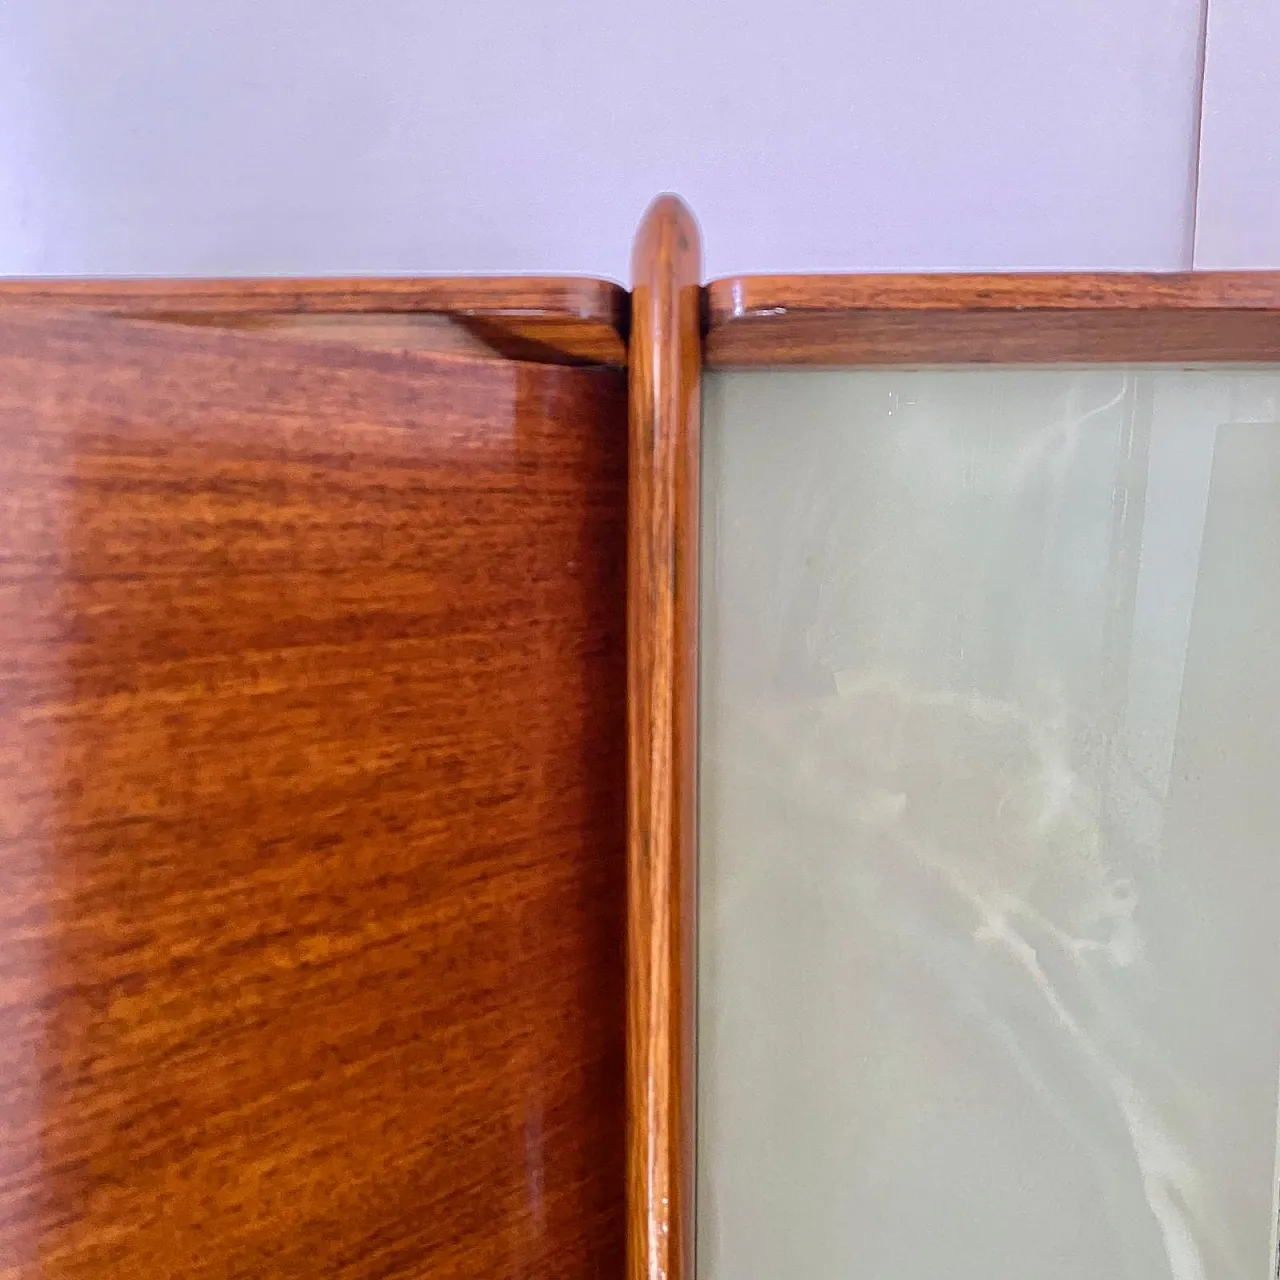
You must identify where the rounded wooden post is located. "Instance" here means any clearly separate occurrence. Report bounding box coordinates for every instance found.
[627,194,703,1280]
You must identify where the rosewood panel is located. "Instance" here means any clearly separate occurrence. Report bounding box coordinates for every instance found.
[0,311,626,1278]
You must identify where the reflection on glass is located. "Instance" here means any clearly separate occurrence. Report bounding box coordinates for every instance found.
[698,367,1280,1280]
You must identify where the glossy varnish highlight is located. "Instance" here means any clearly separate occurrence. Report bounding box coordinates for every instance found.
[0,310,626,1277]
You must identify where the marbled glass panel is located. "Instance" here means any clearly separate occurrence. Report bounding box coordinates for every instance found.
[699,367,1280,1280]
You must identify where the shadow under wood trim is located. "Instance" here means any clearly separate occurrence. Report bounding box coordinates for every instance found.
[0,275,629,367]
[705,271,1280,366]
[627,195,702,1280]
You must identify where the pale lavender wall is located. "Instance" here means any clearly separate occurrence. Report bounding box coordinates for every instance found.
[0,0,1212,280]
[1194,0,1280,267]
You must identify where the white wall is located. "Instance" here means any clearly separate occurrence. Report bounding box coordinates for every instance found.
[1194,0,1280,267]
[0,0,1212,281]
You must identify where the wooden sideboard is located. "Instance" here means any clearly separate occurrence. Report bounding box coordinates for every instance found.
[7,198,1280,1279]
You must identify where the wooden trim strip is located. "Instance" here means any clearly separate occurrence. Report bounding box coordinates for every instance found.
[0,275,629,367]
[626,195,702,1280]
[705,272,1280,366]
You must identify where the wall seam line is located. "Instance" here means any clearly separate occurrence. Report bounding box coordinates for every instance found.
[1187,0,1213,268]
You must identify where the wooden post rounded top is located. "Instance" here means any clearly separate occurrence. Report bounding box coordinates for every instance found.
[631,194,703,293]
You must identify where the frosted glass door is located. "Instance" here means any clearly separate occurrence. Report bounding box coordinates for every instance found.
[698,367,1280,1280]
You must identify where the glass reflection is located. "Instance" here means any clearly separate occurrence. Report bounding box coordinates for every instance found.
[699,367,1280,1280]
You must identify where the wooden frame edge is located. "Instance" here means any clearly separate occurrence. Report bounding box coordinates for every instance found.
[704,271,1280,366]
[0,275,629,367]
[626,195,702,1280]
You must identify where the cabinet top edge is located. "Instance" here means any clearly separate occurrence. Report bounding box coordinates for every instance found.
[0,276,630,367]
[0,274,625,319]
[707,272,1280,323]
[704,273,1280,368]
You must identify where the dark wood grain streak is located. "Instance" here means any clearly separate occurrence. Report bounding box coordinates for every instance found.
[0,276,629,366]
[0,310,626,1278]
[626,197,702,1280]
[706,272,1280,365]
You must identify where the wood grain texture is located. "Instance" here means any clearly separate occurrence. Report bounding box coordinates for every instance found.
[0,276,629,366]
[0,310,627,1278]
[626,196,702,1280]
[706,272,1280,365]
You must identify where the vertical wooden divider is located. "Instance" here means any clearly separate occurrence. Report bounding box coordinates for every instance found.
[626,195,703,1280]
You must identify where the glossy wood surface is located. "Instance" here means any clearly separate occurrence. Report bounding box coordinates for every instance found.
[0,310,626,1277]
[705,272,1280,365]
[0,276,629,366]
[626,196,702,1280]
